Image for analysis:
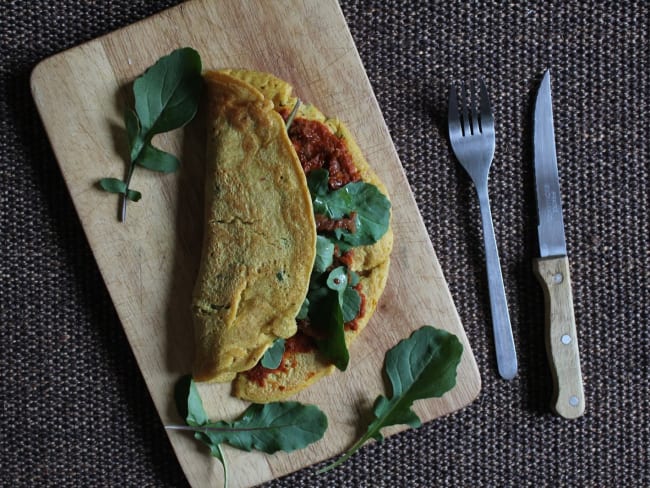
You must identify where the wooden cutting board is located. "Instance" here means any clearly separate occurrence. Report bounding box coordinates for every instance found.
[31,1,481,486]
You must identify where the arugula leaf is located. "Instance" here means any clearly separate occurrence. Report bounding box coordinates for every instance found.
[305,266,361,370]
[98,47,203,221]
[370,326,462,434]
[307,170,391,247]
[310,291,349,370]
[98,178,141,201]
[124,109,140,150]
[323,182,391,247]
[173,375,209,427]
[260,339,285,369]
[314,235,335,274]
[307,168,329,197]
[326,266,348,291]
[136,143,180,173]
[127,190,142,202]
[318,326,463,473]
[340,285,361,323]
[169,376,327,486]
[99,177,127,194]
[326,267,361,323]
[297,297,309,320]
[198,402,328,454]
[133,47,203,139]
[348,270,360,287]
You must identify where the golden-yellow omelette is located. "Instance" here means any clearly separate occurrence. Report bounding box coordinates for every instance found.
[193,70,393,402]
[192,72,316,383]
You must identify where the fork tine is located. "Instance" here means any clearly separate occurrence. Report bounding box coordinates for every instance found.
[448,85,462,138]
[479,79,494,130]
[460,83,472,136]
[470,80,481,134]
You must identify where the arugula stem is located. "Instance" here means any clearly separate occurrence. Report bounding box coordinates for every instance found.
[316,430,374,474]
[318,390,409,474]
[318,381,417,473]
[285,99,301,130]
[120,162,136,222]
[165,424,298,433]
[165,424,229,433]
[218,443,228,488]
[166,426,229,487]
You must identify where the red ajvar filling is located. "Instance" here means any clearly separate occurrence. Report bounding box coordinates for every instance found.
[287,117,361,190]
[315,212,357,233]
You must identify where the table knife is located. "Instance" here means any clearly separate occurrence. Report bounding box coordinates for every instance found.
[532,70,585,419]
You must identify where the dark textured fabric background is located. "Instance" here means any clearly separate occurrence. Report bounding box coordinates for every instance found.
[2,1,648,486]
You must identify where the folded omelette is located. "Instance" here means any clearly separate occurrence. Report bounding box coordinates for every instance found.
[192,69,393,402]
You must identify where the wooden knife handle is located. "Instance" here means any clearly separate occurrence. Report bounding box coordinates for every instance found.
[533,256,585,418]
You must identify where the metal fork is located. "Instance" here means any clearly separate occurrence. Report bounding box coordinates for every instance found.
[448,81,517,380]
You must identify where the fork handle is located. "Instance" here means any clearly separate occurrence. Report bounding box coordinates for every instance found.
[477,184,518,380]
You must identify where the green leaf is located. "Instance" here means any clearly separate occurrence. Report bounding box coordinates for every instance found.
[124,108,140,151]
[99,177,126,194]
[326,266,348,291]
[174,376,224,480]
[198,402,328,454]
[307,168,329,197]
[309,291,349,371]
[102,48,203,222]
[348,270,360,287]
[314,235,335,274]
[99,178,141,201]
[324,267,361,323]
[126,189,142,202]
[297,297,309,320]
[187,382,209,427]
[173,375,209,427]
[307,171,391,248]
[133,47,203,139]
[320,299,348,370]
[136,143,180,173]
[305,265,361,370]
[260,339,285,369]
[340,285,361,323]
[318,326,463,473]
[171,376,328,484]
[173,375,192,423]
[379,327,462,414]
[330,183,391,247]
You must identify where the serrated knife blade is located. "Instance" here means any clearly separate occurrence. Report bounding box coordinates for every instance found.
[532,70,585,419]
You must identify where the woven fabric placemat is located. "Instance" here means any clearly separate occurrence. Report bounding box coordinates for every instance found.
[1,1,648,486]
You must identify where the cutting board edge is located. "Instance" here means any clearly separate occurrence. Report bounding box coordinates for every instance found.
[28,0,483,486]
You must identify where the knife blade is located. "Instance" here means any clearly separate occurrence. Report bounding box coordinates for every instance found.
[532,70,585,419]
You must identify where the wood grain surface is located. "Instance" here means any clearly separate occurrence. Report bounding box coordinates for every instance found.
[30,0,481,486]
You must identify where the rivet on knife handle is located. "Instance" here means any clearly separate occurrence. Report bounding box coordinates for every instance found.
[534,256,585,418]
